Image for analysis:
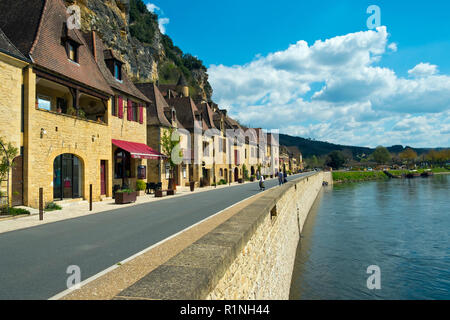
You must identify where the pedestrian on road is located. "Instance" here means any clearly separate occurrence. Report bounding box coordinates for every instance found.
[259,175,265,191]
[284,171,288,183]
[278,170,283,185]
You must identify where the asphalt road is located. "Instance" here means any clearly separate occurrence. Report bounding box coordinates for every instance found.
[0,173,309,299]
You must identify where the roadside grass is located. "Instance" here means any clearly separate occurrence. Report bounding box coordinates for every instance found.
[332,171,388,183]
[0,207,30,216]
[45,202,62,212]
[389,167,450,176]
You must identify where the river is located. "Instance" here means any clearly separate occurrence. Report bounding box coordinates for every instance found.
[290,174,450,300]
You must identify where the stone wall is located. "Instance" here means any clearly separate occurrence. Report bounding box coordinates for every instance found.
[116,172,325,300]
[206,172,323,299]
[0,53,26,203]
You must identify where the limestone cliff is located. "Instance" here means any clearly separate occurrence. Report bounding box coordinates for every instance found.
[64,0,212,100]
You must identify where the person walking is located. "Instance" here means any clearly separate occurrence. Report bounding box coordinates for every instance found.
[284,170,288,183]
[259,174,265,191]
[278,170,283,186]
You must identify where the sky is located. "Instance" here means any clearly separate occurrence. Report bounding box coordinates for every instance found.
[145,0,450,148]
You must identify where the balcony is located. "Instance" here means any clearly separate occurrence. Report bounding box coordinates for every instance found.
[36,77,107,124]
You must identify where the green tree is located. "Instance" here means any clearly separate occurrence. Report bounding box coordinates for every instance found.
[326,151,346,169]
[242,164,249,180]
[399,148,418,167]
[0,137,18,213]
[372,146,391,164]
[160,127,182,189]
[0,137,18,181]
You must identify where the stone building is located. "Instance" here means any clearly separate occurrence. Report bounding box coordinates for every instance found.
[84,31,158,193]
[0,0,162,208]
[0,28,30,207]
[135,82,191,189]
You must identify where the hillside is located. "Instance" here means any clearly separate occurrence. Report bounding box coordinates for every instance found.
[65,0,212,100]
[279,133,433,158]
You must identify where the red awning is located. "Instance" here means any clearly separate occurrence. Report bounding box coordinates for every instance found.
[112,139,165,160]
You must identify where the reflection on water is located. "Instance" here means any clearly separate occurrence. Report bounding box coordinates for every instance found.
[289,175,450,300]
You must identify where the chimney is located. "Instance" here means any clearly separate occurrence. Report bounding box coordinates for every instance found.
[92,31,97,62]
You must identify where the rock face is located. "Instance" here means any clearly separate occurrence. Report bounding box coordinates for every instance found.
[64,0,212,100]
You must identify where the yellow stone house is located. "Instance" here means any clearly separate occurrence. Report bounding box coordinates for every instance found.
[0,0,160,208]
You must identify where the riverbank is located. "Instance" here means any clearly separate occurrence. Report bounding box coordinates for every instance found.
[332,167,449,183]
[332,171,388,183]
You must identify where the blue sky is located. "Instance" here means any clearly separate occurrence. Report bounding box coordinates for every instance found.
[146,0,450,148]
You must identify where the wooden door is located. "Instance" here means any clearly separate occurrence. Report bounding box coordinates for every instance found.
[100,160,106,195]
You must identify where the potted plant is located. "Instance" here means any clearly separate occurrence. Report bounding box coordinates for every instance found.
[136,180,146,196]
[115,189,136,204]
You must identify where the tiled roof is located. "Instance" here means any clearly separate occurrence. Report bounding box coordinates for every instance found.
[0,0,113,96]
[166,96,209,132]
[197,101,217,130]
[83,32,149,103]
[135,83,173,127]
[0,28,28,61]
[0,0,46,57]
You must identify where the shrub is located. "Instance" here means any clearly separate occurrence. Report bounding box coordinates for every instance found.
[45,202,62,212]
[116,189,135,194]
[136,180,146,191]
[9,207,30,216]
[218,179,227,185]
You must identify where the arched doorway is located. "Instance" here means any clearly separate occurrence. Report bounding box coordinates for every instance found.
[53,154,83,200]
[234,167,239,182]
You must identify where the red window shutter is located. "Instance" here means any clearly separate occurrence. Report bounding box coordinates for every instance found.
[118,96,123,118]
[139,105,143,124]
[127,100,132,121]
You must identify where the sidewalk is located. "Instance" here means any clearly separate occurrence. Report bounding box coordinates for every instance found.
[0,180,264,235]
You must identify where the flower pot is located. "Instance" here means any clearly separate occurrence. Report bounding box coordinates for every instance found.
[115,191,137,204]
[238,178,243,184]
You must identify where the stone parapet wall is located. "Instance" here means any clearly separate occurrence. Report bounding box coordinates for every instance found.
[116,172,325,300]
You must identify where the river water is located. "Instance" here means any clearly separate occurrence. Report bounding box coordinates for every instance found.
[289,174,450,300]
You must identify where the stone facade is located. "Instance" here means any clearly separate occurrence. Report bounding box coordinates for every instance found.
[22,68,113,208]
[0,52,27,204]
[206,172,323,299]
[110,96,148,192]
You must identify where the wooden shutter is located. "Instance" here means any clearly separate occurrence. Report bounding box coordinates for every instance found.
[118,96,123,118]
[127,100,132,121]
[139,104,143,124]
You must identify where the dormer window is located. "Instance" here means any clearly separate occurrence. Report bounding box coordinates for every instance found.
[61,23,81,63]
[114,62,122,81]
[66,41,78,62]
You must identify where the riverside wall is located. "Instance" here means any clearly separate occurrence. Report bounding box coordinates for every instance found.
[116,172,326,300]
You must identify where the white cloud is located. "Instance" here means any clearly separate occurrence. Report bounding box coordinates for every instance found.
[388,42,398,52]
[146,3,159,13]
[158,17,169,34]
[146,2,169,34]
[208,27,450,148]
[408,62,438,77]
